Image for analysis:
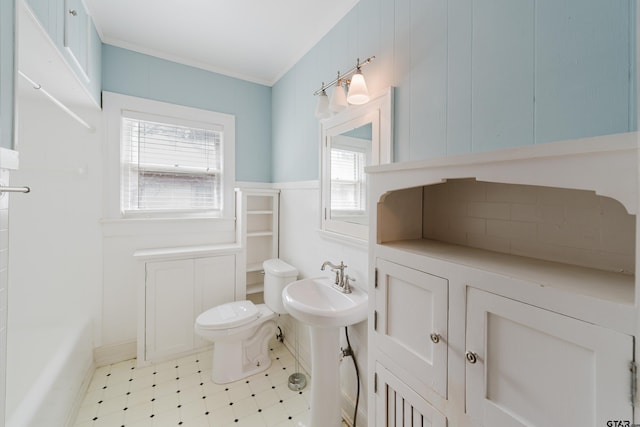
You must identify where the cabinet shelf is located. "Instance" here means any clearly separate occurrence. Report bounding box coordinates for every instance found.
[246,263,264,273]
[247,210,273,215]
[237,188,279,301]
[247,283,264,295]
[247,231,274,238]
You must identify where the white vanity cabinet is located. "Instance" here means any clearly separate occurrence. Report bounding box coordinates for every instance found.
[367,134,638,426]
[141,252,237,363]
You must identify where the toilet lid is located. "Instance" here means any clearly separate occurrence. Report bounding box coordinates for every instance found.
[196,301,260,330]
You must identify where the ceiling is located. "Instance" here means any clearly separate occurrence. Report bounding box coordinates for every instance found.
[83,0,360,86]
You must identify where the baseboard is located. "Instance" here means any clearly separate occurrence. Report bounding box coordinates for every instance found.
[94,340,137,367]
[65,361,95,427]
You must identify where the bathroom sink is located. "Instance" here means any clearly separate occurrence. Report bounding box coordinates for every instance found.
[282,276,368,328]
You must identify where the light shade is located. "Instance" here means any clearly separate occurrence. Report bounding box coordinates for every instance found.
[347,71,370,105]
[315,89,331,119]
[329,82,348,112]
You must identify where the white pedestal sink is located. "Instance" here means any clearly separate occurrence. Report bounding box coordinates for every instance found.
[282,276,368,427]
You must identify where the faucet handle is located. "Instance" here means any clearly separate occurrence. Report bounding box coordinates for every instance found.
[343,275,355,293]
[331,269,340,285]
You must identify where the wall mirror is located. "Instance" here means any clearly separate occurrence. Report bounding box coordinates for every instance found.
[320,87,393,241]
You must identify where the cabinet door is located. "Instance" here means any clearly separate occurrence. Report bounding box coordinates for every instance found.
[466,288,633,427]
[374,259,448,398]
[194,255,236,348]
[145,259,195,361]
[375,363,447,427]
[64,0,89,77]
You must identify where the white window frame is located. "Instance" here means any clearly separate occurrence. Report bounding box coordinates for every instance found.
[103,92,236,220]
[330,142,368,213]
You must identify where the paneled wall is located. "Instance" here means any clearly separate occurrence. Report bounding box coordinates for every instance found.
[272,0,636,182]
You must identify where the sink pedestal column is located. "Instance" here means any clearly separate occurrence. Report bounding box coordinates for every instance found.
[307,326,342,427]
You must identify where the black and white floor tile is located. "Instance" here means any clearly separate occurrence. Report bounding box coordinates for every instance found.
[73,340,314,427]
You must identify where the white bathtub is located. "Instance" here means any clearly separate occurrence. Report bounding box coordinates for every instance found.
[6,318,94,427]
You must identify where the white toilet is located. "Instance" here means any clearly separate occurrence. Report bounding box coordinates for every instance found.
[195,258,298,384]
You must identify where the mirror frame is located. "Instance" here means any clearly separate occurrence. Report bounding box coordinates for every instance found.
[320,87,393,242]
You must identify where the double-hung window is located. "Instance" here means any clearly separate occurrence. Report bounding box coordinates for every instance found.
[121,113,223,214]
[104,92,235,219]
[330,147,366,214]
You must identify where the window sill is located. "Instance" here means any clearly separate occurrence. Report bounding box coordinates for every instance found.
[318,229,368,249]
[101,215,235,224]
[133,243,242,261]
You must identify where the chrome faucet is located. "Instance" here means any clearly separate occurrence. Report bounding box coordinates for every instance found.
[320,260,352,293]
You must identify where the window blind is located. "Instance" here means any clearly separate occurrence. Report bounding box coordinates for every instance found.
[330,148,366,211]
[121,115,223,213]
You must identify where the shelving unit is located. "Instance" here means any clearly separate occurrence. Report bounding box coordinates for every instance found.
[236,188,280,297]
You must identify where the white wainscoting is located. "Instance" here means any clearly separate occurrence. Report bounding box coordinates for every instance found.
[277,180,369,425]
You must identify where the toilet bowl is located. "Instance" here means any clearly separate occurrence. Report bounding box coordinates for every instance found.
[195,258,298,384]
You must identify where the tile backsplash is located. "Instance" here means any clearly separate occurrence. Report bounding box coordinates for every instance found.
[423,179,635,274]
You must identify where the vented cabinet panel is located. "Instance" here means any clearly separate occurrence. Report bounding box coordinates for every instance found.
[375,363,447,427]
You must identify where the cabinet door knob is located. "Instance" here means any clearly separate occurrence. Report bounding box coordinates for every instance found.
[68,9,77,16]
[430,333,441,344]
[465,351,478,364]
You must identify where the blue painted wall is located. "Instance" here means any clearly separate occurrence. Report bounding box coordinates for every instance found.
[272,0,637,182]
[0,0,15,149]
[102,45,273,183]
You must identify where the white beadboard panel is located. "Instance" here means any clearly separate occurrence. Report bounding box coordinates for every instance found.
[409,0,448,159]
[446,0,473,156]
[273,0,634,180]
[535,0,633,143]
[471,0,535,152]
[392,0,412,163]
[101,224,236,347]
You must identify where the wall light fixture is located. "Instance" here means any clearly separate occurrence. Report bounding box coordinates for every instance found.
[315,83,331,119]
[313,56,375,119]
[329,72,348,113]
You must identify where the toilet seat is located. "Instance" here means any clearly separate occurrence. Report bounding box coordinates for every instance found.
[196,301,261,331]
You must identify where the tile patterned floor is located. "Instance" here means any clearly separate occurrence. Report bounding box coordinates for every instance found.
[73,341,313,427]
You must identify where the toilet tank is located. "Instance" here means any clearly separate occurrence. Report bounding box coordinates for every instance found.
[263,258,298,314]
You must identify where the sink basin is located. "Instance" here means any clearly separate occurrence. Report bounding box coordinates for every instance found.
[282,276,368,328]
[282,275,368,426]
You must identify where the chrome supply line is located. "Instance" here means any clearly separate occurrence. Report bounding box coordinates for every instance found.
[313,56,376,95]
